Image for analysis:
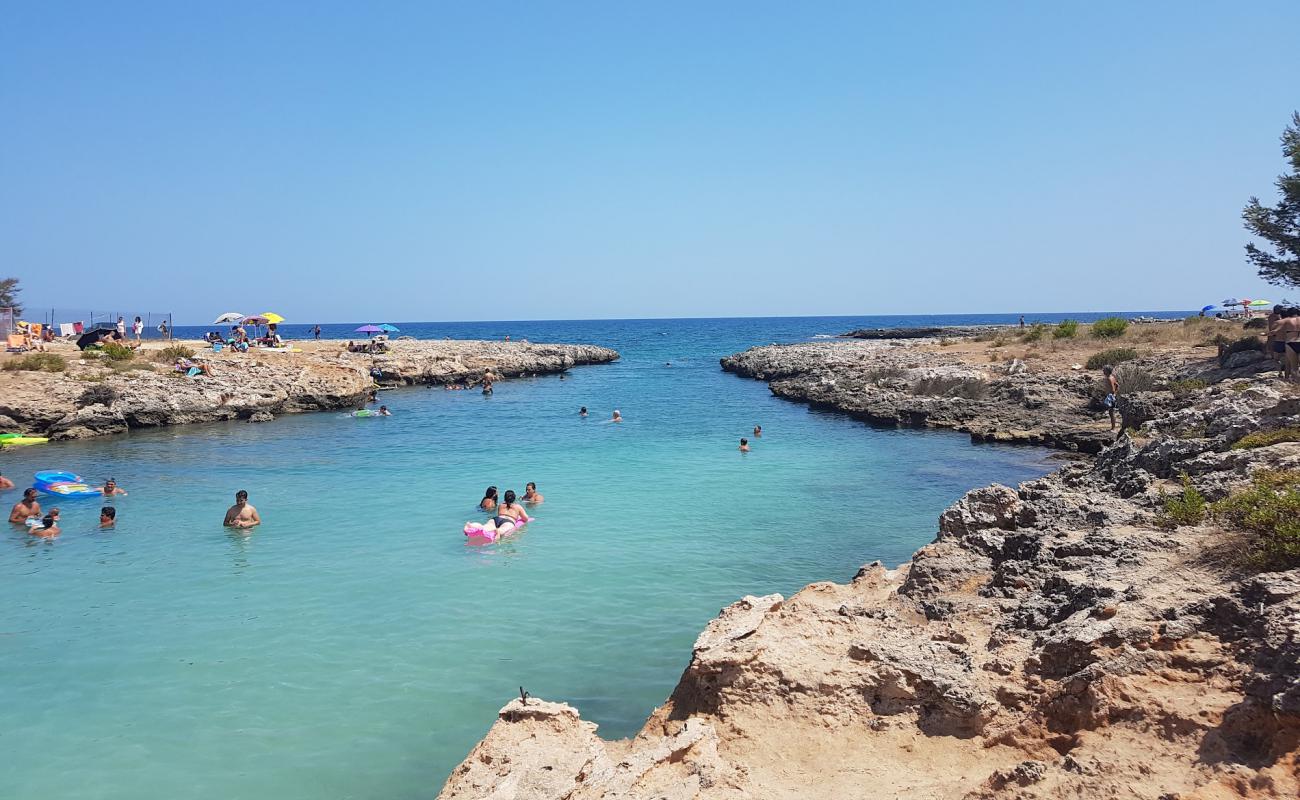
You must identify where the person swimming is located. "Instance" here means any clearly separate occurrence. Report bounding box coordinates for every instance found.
[610,410,622,423]
[9,488,41,524]
[739,437,750,452]
[223,489,261,529]
[102,478,128,496]
[580,406,588,417]
[29,512,60,538]
[522,482,544,504]
[753,425,762,437]
[377,405,391,416]
[479,486,498,511]
[100,506,117,528]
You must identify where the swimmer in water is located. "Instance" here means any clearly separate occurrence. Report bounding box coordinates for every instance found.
[223,489,261,529]
[102,478,128,496]
[100,506,116,528]
[377,405,391,416]
[580,406,588,417]
[486,490,529,535]
[9,488,41,524]
[611,410,622,423]
[739,438,750,452]
[522,482,544,504]
[753,425,762,437]
[29,512,60,538]
[0,472,14,490]
[479,486,498,511]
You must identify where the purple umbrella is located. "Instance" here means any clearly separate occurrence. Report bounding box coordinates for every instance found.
[355,325,383,334]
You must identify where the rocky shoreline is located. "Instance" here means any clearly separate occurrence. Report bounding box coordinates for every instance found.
[437,332,1299,799]
[0,339,618,440]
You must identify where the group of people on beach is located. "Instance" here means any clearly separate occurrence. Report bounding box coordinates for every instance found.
[1266,305,1300,381]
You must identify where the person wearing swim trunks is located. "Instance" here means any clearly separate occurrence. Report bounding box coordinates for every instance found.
[1101,365,1120,430]
[522,482,544,504]
[1280,307,1300,381]
[480,486,498,511]
[100,507,116,528]
[9,488,41,524]
[223,490,261,529]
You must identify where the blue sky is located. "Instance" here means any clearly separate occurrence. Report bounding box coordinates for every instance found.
[2,1,1298,323]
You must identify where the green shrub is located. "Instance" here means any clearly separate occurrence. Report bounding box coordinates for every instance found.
[1019,322,1049,343]
[1159,473,1206,528]
[1114,361,1159,394]
[1085,347,1138,370]
[1243,318,1267,330]
[154,344,195,362]
[1231,427,1300,450]
[1053,319,1079,339]
[1169,378,1207,398]
[912,376,988,399]
[1091,317,1129,338]
[938,336,955,347]
[76,384,118,408]
[1212,470,1300,569]
[1,353,67,372]
[100,342,134,362]
[1229,381,1254,392]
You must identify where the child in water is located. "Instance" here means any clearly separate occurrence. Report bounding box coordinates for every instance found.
[739,438,749,452]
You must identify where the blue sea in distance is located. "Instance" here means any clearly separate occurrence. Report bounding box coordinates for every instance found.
[1,314,1175,799]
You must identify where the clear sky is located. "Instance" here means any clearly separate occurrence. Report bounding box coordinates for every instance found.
[2,1,1298,324]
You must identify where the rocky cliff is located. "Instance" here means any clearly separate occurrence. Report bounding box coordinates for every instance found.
[0,339,618,440]
[437,339,1299,799]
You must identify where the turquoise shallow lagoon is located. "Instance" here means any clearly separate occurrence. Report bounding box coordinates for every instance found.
[0,316,1072,799]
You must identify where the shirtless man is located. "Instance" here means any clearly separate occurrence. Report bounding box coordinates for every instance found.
[739,438,750,452]
[9,488,41,524]
[100,507,117,528]
[522,482,544,504]
[1102,365,1120,430]
[102,478,128,496]
[223,490,261,529]
[29,512,60,538]
[0,472,14,490]
[610,410,622,423]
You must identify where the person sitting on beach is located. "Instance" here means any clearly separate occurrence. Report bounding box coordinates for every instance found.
[223,490,261,529]
[9,488,41,524]
[486,490,529,535]
[175,358,215,377]
[479,486,498,511]
[580,406,588,417]
[101,478,128,496]
[29,512,60,538]
[522,482,544,504]
[610,409,622,423]
[100,506,116,528]
[739,437,750,452]
[377,405,391,416]
[0,472,14,490]
[753,424,762,437]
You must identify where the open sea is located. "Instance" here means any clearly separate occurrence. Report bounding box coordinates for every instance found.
[0,314,1179,799]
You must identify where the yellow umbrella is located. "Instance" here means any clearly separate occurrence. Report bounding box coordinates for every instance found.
[261,312,286,324]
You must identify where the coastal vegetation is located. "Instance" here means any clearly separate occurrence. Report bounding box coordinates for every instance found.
[1,352,66,372]
[1053,319,1078,338]
[1084,347,1138,369]
[1243,111,1300,288]
[1019,322,1049,342]
[75,384,118,408]
[1213,469,1300,568]
[1090,316,1129,338]
[0,276,21,315]
[1231,426,1300,450]
[1158,473,1206,528]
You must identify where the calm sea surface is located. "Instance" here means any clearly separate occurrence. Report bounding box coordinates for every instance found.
[1,314,1171,799]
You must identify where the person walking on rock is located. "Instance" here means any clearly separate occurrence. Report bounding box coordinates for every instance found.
[1101,365,1120,431]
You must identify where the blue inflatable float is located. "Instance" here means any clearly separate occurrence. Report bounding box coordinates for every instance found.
[33,471,106,498]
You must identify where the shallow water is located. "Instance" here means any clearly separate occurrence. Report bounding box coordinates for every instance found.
[0,316,1068,799]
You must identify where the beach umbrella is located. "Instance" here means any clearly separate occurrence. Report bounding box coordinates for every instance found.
[213,312,243,324]
[261,312,286,324]
[242,315,269,325]
[379,323,400,332]
[76,325,119,350]
[1222,298,1241,306]
[1249,299,1271,307]
[1200,305,1216,312]
[355,324,383,334]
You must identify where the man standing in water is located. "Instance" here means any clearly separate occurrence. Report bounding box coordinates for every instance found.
[100,507,117,528]
[223,490,261,529]
[9,488,41,524]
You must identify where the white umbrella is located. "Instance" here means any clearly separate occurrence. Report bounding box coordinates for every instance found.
[214,312,244,324]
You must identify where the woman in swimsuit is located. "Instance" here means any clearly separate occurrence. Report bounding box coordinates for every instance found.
[479,486,498,512]
[487,490,529,535]
[1281,307,1300,381]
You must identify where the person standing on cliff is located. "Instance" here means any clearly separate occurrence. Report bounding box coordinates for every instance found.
[1019,315,1025,328]
[1101,365,1120,431]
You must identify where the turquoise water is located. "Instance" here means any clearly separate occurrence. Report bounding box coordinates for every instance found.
[1,317,1057,799]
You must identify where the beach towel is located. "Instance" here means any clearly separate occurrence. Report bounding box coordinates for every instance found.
[59,323,75,337]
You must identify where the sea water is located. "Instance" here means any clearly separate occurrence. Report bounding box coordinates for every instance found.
[0,315,1112,799]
